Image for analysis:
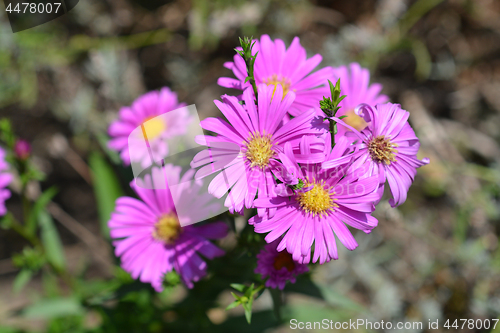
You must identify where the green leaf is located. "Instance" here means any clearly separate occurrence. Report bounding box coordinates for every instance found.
[328,80,335,96]
[333,88,340,102]
[38,210,66,270]
[410,38,432,80]
[337,95,347,104]
[230,283,246,292]
[245,283,255,297]
[242,302,252,324]
[13,269,33,293]
[89,152,124,238]
[230,292,243,302]
[27,186,58,235]
[0,118,15,148]
[23,297,84,319]
[225,301,240,311]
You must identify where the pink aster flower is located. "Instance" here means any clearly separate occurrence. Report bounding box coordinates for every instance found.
[218,35,334,116]
[325,103,429,207]
[331,63,389,135]
[0,147,12,216]
[250,140,380,264]
[108,87,189,166]
[108,164,227,291]
[190,84,325,216]
[255,238,308,290]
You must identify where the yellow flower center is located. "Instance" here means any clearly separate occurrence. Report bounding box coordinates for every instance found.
[263,74,291,98]
[153,213,181,243]
[245,132,275,169]
[142,116,165,140]
[367,135,398,165]
[342,109,368,131]
[297,180,337,216]
[273,251,295,272]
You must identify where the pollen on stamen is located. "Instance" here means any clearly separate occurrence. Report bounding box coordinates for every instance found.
[153,213,182,244]
[297,180,338,216]
[264,74,292,98]
[245,132,275,169]
[367,135,398,165]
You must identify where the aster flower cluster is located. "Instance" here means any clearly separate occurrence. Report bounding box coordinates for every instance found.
[194,35,428,288]
[106,35,428,298]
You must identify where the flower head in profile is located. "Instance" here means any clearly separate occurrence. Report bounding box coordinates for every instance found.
[250,140,380,264]
[325,103,429,207]
[191,84,325,216]
[0,147,12,216]
[108,164,227,291]
[218,35,333,116]
[255,238,308,290]
[331,63,389,134]
[108,87,189,166]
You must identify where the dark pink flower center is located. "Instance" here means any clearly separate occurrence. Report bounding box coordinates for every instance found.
[273,251,295,272]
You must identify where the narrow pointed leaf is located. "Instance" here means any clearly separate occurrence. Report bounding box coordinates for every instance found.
[89,152,124,238]
[230,283,246,292]
[38,210,65,270]
[13,269,33,293]
[226,301,240,311]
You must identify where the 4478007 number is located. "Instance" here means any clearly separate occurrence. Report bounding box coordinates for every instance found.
[6,2,62,14]
[444,318,498,330]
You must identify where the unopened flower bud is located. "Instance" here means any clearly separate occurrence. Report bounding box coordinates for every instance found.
[14,139,31,160]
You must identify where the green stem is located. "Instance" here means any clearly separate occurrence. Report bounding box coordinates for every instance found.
[269,288,283,321]
[9,214,41,249]
[8,214,77,290]
[244,58,258,102]
[22,193,31,229]
[18,160,33,233]
[328,118,336,148]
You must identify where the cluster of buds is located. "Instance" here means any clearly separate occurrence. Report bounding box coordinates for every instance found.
[235,36,259,101]
[319,79,347,147]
